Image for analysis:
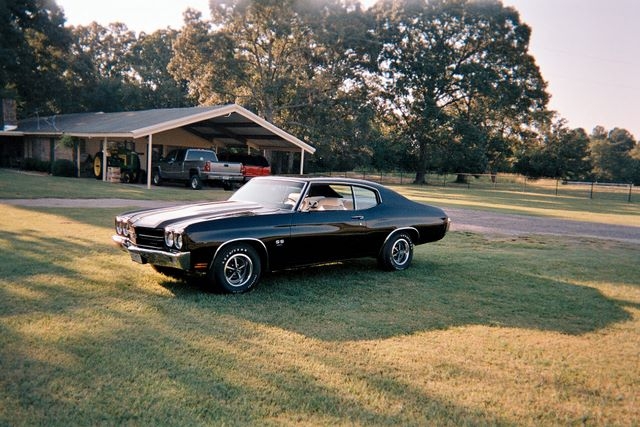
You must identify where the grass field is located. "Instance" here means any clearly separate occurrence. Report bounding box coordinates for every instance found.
[1,169,639,425]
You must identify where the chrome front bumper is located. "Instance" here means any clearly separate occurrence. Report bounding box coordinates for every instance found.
[112,235,191,270]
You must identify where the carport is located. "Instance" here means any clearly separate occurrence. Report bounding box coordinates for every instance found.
[12,104,316,188]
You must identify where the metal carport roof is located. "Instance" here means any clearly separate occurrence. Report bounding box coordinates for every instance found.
[13,104,315,187]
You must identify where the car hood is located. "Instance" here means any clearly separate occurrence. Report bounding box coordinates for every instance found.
[123,200,275,230]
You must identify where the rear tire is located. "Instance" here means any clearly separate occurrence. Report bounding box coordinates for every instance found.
[93,153,103,179]
[209,243,261,293]
[379,232,414,271]
[190,174,203,190]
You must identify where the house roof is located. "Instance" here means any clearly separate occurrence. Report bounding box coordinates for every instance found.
[12,104,315,154]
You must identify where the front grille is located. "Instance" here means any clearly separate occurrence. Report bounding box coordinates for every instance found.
[132,227,164,249]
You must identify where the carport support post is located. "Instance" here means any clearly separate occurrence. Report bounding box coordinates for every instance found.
[102,138,107,181]
[299,149,305,175]
[146,134,153,189]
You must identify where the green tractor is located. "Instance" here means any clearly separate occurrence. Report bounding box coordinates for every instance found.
[93,148,141,183]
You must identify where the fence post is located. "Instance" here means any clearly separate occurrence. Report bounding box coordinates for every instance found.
[629,184,633,203]
[590,182,594,199]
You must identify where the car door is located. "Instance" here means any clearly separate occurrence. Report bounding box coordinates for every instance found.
[288,183,376,266]
[164,149,185,179]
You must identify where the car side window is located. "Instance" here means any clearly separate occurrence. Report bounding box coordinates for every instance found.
[165,149,178,162]
[353,186,379,210]
[301,184,353,211]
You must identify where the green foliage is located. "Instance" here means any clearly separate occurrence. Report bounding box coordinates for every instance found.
[51,159,76,177]
[3,0,635,182]
[1,0,72,115]
[515,119,592,180]
[368,0,549,182]
[590,127,639,183]
[21,157,51,172]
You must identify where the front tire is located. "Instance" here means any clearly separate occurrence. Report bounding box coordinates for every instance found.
[152,169,162,186]
[379,232,414,271]
[209,243,261,293]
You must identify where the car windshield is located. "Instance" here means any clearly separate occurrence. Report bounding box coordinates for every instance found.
[229,178,305,210]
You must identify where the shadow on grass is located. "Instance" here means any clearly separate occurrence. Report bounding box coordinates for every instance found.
[158,250,632,341]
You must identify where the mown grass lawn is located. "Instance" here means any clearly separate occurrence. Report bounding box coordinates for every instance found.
[1,169,639,425]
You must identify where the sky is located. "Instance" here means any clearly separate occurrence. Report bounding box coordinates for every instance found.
[57,0,640,140]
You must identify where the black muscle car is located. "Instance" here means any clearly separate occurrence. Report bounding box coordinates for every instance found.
[112,176,450,293]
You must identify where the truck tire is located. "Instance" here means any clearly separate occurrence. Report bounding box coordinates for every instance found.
[152,169,162,186]
[190,174,203,190]
[93,152,104,179]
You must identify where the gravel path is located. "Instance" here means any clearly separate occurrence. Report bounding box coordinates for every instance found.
[2,198,639,244]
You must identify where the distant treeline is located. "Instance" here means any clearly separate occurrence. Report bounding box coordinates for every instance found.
[2,0,638,183]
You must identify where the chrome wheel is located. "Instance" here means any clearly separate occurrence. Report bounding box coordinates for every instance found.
[223,253,254,288]
[210,243,262,293]
[391,237,411,266]
[379,232,414,271]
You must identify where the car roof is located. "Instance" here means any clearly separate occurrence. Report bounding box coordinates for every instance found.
[251,175,402,198]
[247,176,416,206]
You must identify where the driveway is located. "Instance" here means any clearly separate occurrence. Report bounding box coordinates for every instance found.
[2,198,639,244]
[446,207,640,244]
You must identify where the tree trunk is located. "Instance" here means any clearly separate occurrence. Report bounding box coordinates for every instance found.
[414,140,428,184]
[455,174,468,184]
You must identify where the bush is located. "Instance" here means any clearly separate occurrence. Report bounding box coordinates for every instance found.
[22,158,51,173]
[52,159,77,177]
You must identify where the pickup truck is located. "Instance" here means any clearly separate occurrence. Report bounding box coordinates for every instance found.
[218,153,271,180]
[151,148,244,190]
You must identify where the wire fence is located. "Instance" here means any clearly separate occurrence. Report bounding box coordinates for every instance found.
[309,170,638,203]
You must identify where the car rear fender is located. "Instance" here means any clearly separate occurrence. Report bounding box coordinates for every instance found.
[211,238,269,270]
[380,227,419,252]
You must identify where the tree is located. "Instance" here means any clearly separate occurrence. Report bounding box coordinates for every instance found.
[130,29,190,108]
[1,0,73,117]
[169,0,377,172]
[367,0,549,183]
[590,127,637,183]
[68,22,143,112]
[68,22,191,112]
[515,120,591,180]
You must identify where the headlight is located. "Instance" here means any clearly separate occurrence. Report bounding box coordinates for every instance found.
[164,230,174,247]
[175,233,183,250]
[115,219,123,235]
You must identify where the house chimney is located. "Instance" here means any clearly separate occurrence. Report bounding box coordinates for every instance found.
[1,99,18,131]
